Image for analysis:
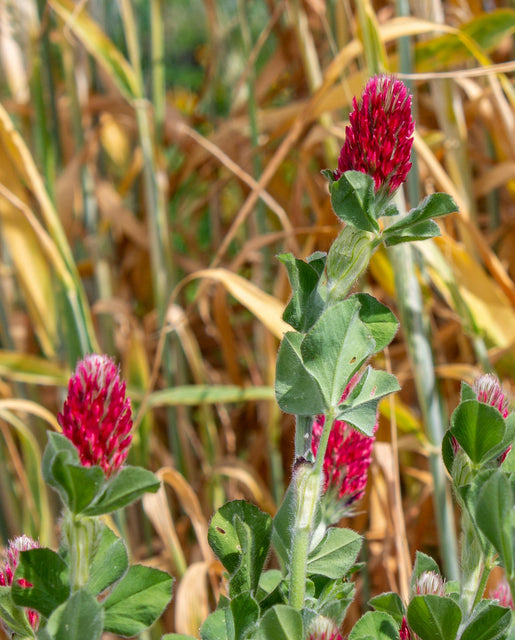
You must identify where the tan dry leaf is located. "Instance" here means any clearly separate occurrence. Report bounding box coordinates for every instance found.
[174,561,211,638]
[95,179,148,249]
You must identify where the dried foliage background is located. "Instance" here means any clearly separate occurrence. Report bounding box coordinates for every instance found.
[0,0,515,636]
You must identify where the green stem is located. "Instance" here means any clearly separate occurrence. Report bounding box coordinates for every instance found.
[289,465,322,609]
[460,510,486,616]
[289,408,336,609]
[63,513,101,592]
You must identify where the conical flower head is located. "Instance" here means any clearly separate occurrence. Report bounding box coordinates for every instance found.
[58,354,133,477]
[335,75,414,196]
[311,375,378,515]
[0,535,39,630]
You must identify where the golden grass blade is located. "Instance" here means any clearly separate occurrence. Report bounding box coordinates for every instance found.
[142,484,187,578]
[0,409,52,546]
[49,0,140,101]
[214,460,276,515]
[157,467,214,564]
[0,103,98,354]
[0,351,68,386]
[174,269,290,340]
[0,399,61,432]
[174,561,212,638]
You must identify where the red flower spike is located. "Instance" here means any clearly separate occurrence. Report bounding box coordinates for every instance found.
[307,617,344,640]
[335,75,414,196]
[0,536,40,630]
[58,354,133,478]
[311,375,377,509]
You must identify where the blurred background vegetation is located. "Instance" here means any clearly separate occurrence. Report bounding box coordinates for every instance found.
[1,0,515,636]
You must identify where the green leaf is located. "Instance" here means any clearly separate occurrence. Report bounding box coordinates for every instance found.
[442,430,456,476]
[307,528,362,579]
[256,605,304,640]
[369,592,405,624]
[51,453,105,513]
[460,381,477,402]
[383,220,441,246]
[46,589,103,640]
[407,595,462,640]
[87,525,129,595]
[162,636,198,640]
[474,470,513,576]
[12,549,69,618]
[228,592,259,640]
[330,171,379,232]
[460,600,512,640]
[351,293,399,352]
[208,500,272,596]
[0,585,34,637]
[348,611,399,639]
[450,400,506,464]
[42,432,80,489]
[103,564,173,636]
[336,367,400,436]
[385,193,457,233]
[275,332,326,416]
[200,609,229,640]
[278,252,327,333]
[312,576,355,626]
[301,299,375,409]
[83,466,160,515]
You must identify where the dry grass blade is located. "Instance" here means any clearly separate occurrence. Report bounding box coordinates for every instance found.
[174,561,212,638]
[214,459,276,515]
[172,268,290,339]
[157,467,214,564]
[49,0,139,100]
[142,484,187,578]
[0,399,60,432]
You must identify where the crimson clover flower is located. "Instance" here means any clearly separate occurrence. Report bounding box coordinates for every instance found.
[307,617,343,640]
[0,535,40,630]
[334,75,414,197]
[399,616,417,640]
[58,354,133,478]
[311,375,378,514]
